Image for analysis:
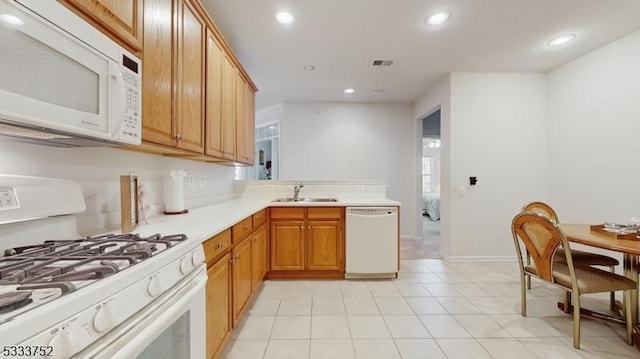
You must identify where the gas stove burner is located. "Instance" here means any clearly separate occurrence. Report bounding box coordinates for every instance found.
[127,242,156,253]
[0,291,33,314]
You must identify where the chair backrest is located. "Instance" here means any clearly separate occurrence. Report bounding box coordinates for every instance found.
[511,211,574,282]
[522,201,559,223]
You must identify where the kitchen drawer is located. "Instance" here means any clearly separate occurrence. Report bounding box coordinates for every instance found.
[308,207,343,219]
[270,207,304,220]
[232,216,253,243]
[203,229,231,266]
[252,209,266,228]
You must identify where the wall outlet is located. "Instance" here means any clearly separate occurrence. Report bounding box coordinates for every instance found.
[355,185,364,190]
[458,186,467,196]
[266,185,274,190]
[199,175,205,187]
[187,175,194,187]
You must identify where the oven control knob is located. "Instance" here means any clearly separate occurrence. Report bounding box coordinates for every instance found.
[93,306,114,333]
[180,256,192,274]
[147,276,162,297]
[48,331,73,359]
[191,250,205,266]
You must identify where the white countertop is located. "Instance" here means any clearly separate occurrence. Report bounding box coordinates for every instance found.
[133,197,400,244]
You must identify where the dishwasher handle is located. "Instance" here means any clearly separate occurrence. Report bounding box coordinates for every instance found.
[347,207,397,216]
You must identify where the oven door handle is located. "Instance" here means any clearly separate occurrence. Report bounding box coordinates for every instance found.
[76,266,207,359]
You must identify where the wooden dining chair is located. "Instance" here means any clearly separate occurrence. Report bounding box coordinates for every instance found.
[511,211,635,349]
[522,201,620,310]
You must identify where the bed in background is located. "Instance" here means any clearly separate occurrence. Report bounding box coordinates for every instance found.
[422,193,440,220]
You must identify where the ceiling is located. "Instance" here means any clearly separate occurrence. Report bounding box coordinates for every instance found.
[200,0,640,110]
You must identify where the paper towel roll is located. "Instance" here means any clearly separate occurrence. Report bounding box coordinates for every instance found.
[163,173,185,213]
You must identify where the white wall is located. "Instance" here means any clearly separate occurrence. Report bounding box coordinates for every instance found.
[448,73,547,260]
[0,141,235,234]
[279,102,417,238]
[547,30,640,224]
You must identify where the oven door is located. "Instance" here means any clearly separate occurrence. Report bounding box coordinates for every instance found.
[76,265,207,359]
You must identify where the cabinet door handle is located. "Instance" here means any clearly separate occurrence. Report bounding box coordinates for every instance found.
[244,225,249,230]
[216,242,223,248]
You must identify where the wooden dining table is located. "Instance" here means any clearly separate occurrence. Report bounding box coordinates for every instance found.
[559,223,640,347]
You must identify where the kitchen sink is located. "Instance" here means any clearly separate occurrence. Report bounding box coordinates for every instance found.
[271,197,338,202]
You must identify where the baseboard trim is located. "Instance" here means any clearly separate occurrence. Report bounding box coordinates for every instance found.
[442,255,518,263]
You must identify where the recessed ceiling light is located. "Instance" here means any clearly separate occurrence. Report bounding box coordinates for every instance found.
[276,12,293,24]
[344,88,355,94]
[547,34,576,47]
[373,89,384,96]
[0,14,24,25]
[303,65,316,71]
[425,11,451,26]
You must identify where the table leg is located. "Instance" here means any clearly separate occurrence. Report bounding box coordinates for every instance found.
[623,254,639,324]
[623,254,639,347]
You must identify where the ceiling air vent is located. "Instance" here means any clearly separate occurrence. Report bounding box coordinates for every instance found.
[372,59,394,67]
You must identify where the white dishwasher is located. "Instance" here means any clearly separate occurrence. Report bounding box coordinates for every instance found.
[346,207,399,279]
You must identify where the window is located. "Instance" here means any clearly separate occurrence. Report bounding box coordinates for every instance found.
[422,156,434,193]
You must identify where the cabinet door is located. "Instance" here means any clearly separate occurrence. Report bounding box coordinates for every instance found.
[232,238,252,323]
[221,55,237,160]
[206,253,230,359]
[175,0,204,153]
[205,29,223,158]
[61,0,142,52]
[251,225,267,290]
[141,0,174,146]
[307,220,343,271]
[270,221,305,271]
[245,85,256,165]
[235,74,247,162]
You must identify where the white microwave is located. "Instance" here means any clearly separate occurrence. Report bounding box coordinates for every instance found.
[0,0,141,146]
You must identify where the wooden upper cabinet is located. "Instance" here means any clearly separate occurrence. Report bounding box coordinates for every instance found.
[234,75,255,165]
[60,0,143,52]
[235,74,247,162]
[205,29,224,158]
[220,55,237,160]
[175,0,204,153]
[141,0,173,147]
[245,85,256,165]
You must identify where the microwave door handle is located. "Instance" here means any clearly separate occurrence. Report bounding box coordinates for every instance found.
[109,62,126,137]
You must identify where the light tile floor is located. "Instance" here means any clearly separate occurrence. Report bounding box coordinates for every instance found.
[221,259,639,359]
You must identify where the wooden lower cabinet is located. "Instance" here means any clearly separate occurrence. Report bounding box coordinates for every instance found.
[206,253,230,359]
[270,221,305,271]
[307,220,343,271]
[251,225,267,290]
[232,237,252,324]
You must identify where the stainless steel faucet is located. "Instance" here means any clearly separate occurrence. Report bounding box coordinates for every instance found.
[293,182,304,201]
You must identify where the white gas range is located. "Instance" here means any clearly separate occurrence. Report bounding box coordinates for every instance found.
[0,175,206,359]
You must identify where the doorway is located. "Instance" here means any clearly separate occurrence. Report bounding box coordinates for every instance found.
[401,110,441,259]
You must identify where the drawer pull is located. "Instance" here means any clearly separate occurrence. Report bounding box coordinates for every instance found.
[216,242,223,249]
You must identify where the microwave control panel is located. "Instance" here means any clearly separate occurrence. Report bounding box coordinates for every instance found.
[0,187,19,210]
[120,69,141,142]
